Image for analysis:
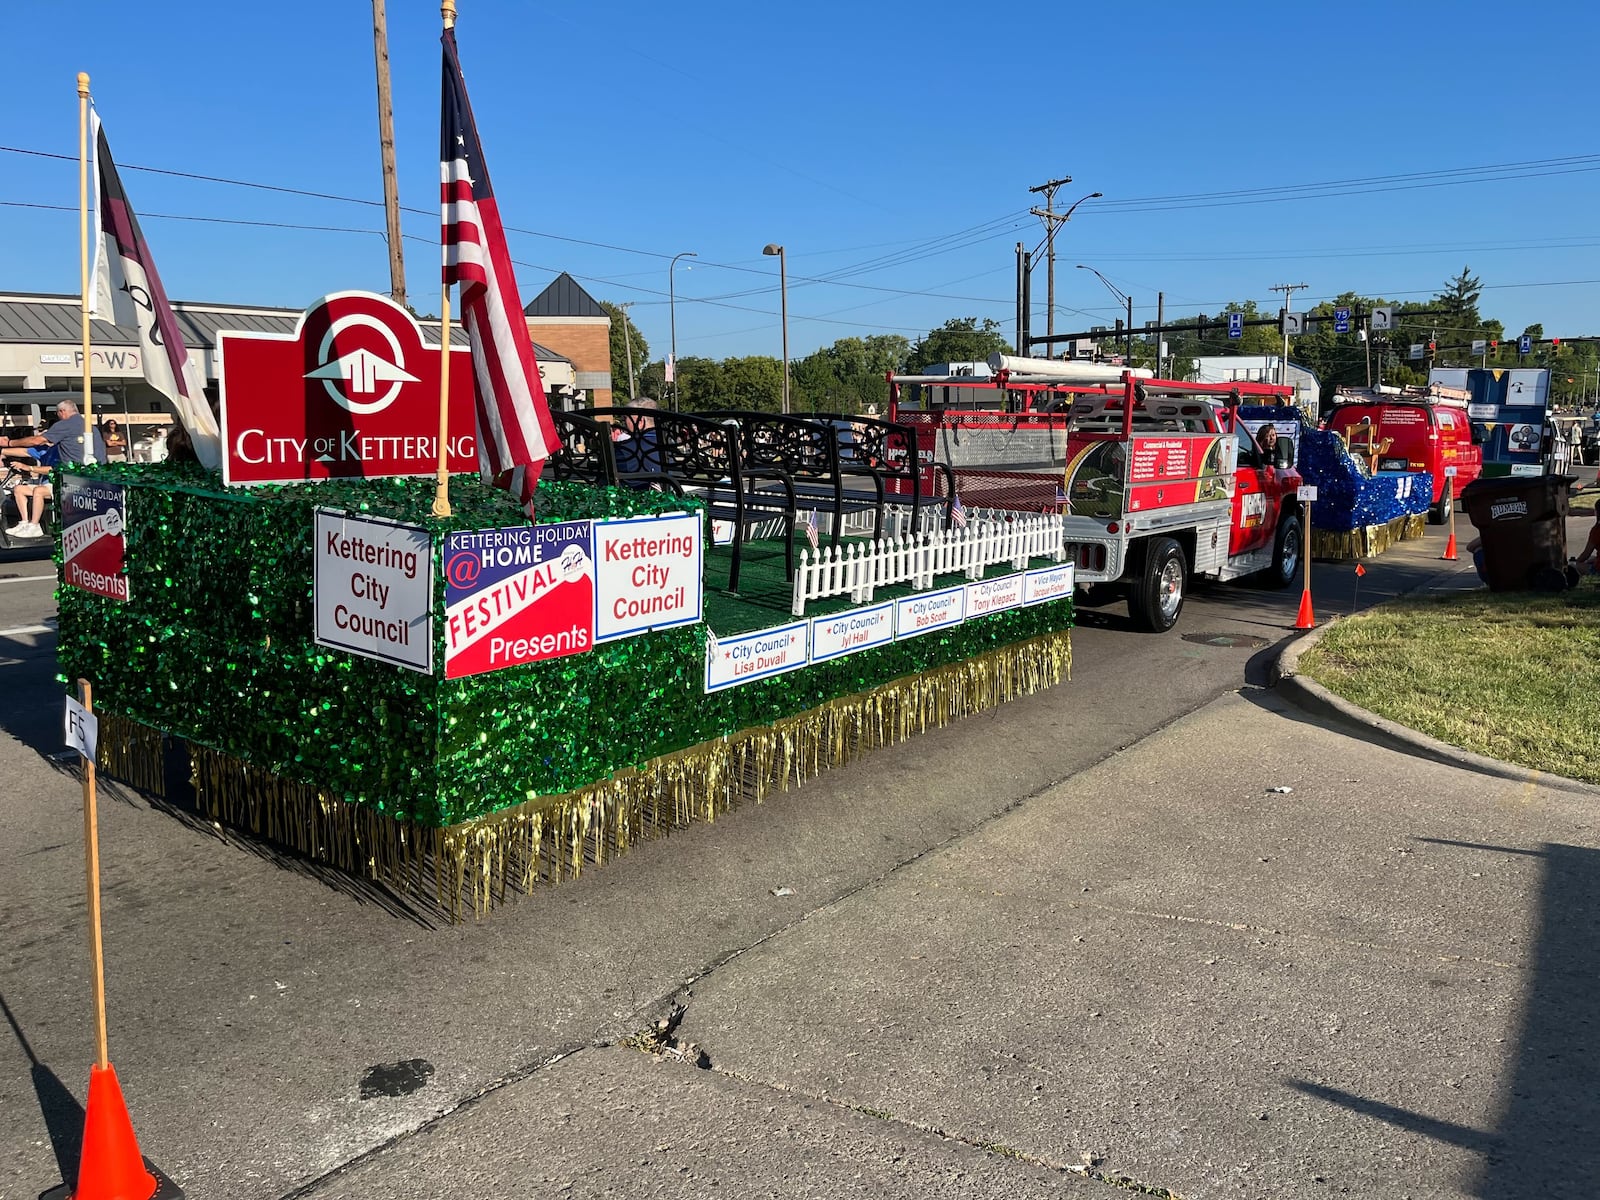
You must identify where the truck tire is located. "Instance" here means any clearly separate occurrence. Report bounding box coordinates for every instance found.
[1128,537,1186,633]
[1262,510,1302,590]
[1429,478,1453,525]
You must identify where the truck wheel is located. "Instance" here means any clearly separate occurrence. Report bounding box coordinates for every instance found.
[1129,537,1186,633]
[1429,479,1453,525]
[1263,511,1301,590]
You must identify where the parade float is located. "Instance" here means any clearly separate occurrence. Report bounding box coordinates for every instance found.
[56,293,1075,917]
[1240,406,1432,560]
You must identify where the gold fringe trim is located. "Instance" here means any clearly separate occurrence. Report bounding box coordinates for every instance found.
[1311,512,1427,560]
[95,711,168,797]
[115,631,1070,920]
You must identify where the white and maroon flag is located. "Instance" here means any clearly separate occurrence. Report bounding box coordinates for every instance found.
[440,27,558,509]
[87,107,221,469]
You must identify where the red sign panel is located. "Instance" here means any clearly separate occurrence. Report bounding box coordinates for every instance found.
[218,291,478,486]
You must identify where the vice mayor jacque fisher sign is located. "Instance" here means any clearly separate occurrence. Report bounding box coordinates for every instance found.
[218,291,479,486]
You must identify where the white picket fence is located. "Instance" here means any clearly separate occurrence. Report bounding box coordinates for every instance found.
[791,510,1065,616]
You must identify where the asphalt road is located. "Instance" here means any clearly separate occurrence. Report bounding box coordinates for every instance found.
[1,505,1594,1200]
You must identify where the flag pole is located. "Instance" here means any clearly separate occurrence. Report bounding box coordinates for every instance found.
[78,72,97,465]
[431,0,458,520]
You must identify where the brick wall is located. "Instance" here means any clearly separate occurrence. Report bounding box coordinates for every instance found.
[527,317,612,406]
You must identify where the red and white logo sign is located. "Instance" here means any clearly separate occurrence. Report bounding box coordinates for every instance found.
[218,291,478,486]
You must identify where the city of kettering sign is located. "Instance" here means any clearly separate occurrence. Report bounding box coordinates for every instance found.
[218,291,478,486]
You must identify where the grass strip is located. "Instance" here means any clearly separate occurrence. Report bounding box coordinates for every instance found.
[1298,581,1600,784]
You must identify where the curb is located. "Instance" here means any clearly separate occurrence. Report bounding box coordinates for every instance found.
[1271,611,1600,800]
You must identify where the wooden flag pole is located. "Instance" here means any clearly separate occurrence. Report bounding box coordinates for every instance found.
[78,72,96,465]
[79,679,109,1069]
[432,289,453,518]
[431,0,458,520]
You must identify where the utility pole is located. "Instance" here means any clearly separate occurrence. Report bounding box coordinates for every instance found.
[1155,291,1164,376]
[1015,242,1025,353]
[1028,175,1071,348]
[618,301,637,399]
[371,0,406,306]
[1270,282,1309,387]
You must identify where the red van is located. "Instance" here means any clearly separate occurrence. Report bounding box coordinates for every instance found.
[1326,400,1482,523]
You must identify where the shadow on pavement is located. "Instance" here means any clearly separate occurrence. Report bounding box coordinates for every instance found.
[0,992,84,1193]
[1284,839,1600,1196]
[124,767,446,930]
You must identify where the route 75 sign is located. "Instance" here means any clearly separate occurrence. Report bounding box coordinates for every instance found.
[218,291,479,486]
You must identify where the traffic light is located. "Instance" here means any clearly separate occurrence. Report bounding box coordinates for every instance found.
[1490,339,1499,349]
[1427,341,1436,353]
[1551,338,1561,350]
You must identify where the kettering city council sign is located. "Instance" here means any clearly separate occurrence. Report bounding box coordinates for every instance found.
[218,291,478,485]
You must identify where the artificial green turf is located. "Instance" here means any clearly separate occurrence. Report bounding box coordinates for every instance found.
[702,530,1060,635]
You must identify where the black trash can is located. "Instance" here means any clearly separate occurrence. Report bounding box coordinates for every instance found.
[1460,474,1578,592]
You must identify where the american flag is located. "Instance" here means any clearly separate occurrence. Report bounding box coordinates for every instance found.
[803,507,819,551]
[950,494,967,529]
[441,27,558,508]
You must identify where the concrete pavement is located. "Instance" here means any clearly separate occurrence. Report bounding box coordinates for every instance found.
[3,509,1597,1199]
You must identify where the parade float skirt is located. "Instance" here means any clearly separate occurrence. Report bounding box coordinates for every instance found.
[1293,426,1432,561]
[59,466,1072,918]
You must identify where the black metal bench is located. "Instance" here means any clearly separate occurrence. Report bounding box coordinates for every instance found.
[547,410,618,486]
[705,411,888,547]
[580,408,796,590]
[812,413,957,533]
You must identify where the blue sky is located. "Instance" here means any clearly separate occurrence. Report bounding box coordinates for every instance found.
[4,0,1597,365]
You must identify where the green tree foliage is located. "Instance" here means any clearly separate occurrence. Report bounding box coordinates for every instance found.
[905,318,1012,374]
[598,301,650,402]
[676,355,785,412]
[790,334,910,414]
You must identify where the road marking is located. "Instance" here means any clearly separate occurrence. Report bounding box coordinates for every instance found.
[0,574,57,584]
[0,623,56,637]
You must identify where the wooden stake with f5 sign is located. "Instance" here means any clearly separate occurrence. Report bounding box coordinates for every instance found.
[44,681,184,1200]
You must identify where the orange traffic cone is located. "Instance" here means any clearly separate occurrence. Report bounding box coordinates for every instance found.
[68,1064,158,1200]
[1441,531,1458,560]
[1294,587,1315,630]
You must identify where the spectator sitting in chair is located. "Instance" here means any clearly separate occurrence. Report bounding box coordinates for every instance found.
[0,399,107,466]
[7,459,53,538]
[612,396,660,476]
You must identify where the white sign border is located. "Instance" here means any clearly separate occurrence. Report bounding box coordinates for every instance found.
[705,621,810,693]
[313,507,435,675]
[893,584,967,641]
[808,600,896,664]
[593,511,704,643]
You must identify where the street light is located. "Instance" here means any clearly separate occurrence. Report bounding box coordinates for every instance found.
[1036,192,1101,345]
[668,251,696,410]
[763,243,789,414]
[1077,264,1134,366]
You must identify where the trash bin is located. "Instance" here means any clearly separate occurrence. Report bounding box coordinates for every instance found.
[1459,474,1578,592]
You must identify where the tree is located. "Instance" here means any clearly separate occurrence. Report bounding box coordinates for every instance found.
[1438,267,1483,326]
[905,318,1011,374]
[791,333,911,413]
[598,301,650,401]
